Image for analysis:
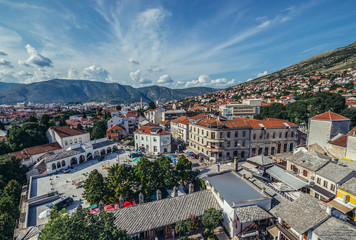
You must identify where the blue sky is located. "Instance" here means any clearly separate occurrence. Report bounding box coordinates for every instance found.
[0,0,355,88]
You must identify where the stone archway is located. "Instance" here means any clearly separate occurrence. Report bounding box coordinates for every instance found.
[71,157,78,165]
[79,155,85,164]
[113,145,118,152]
[52,163,56,170]
[94,151,99,158]
[107,147,112,154]
[87,152,93,160]
[57,162,61,168]
[62,160,66,167]
[100,149,106,156]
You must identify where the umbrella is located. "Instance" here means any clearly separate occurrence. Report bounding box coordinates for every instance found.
[38,209,51,219]
[168,154,176,158]
[88,204,98,209]
[124,201,134,207]
[133,157,141,162]
[186,152,195,156]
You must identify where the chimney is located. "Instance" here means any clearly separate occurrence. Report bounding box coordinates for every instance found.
[326,206,332,215]
[139,193,144,204]
[261,187,265,194]
[234,157,238,172]
[119,197,124,208]
[241,174,245,179]
[189,183,194,194]
[217,163,221,172]
[156,190,162,200]
[173,186,178,197]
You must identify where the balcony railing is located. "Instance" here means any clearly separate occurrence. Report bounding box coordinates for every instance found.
[275,222,299,240]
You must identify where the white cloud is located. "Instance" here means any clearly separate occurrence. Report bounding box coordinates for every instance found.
[147,66,162,72]
[0,51,7,56]
[157,74,173,84]
[247,78,253,82]
[185,75,235,88]
[257,71,268,78]
[0,58,13,68]
[257,21,270,29]
[129,58,139,65]
[177,80,184,85]
[67,65,112,82]
[19,44,53,68]
[129,69,152,85]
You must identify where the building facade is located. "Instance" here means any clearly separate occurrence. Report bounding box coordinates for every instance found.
[219,99,261,119]
[170,116,189,143]
[46,126,90,148]
[134,125,172,154]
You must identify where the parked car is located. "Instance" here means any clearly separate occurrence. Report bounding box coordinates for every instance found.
[125,148,132,152]
[61,169,70,173]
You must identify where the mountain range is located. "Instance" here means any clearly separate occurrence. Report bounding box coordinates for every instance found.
[241,42,356,85]
[0,79,216,104]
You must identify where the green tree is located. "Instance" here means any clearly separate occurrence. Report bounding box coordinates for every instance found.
[59,117,67,126]
[0,121,4,130]
[341,109,356,129]
[202,208,223,234]
[91,126,106,140]
[116,105,122,111]
[40,114,51,128]
[26,115,38,123]
[0,155,27,190]
[82,112,87,119]
[77,123,83,130]
[7,122,48,152]
[105,164,135,203]
[176,155,192,185]
[134,158,159,197]
[175,221,186,237]
[0,142,10,155]
[83,169,107,205]
[137,108,145,116]
[154,156,178,190]
[148,101,156,110]
[285,101,308,125]
[39,209,131,240]
[254,103,286,120]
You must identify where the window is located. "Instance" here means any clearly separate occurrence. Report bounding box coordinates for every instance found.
[260,134,263,139]
[242,140,245,147]
[74,138,77,143]
[273,132,276,138]
[69,139,73,144]
[317,177,321,184]
[279,132,282,138]
[258,148,263,155]
[235,131,238,138]
[291,131,294,138]
[146,136,148,141]
[227,141,230,147]
[266,133,269,139]
[202,130,204,135]
[303,170,308,177]
[264,147,269,156]
[234,141,237,147]
[330,184,335,191]
[242,131,246,137]
[227,132,230,138]
[136,136,138,139]
[154,146,157,152]
[153,138,157,142]
[271,147,275,154]
[252,148,256,155]
[79,138,82,143]
[65,140,68,146]
[211,132,215,139]
[323,180,328,188]
[253,134,256,140]
[141,137,144,140]
[285,132,288,138]
[220,132,223,138]
[283,143,287,152]
[233,151,238,156]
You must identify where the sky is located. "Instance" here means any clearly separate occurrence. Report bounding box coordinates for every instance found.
[0,0,355,88]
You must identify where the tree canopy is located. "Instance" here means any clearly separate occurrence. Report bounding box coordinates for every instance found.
[39,209,131,240]
[148,101,156,110]
[7,122,48,151]
[202,208,223,233]
[83,169,107,205]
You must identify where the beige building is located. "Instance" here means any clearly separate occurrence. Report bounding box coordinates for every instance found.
[46,126,90,148]
[245,118,298,157]
[170,116,189,143]
[189,116,251,162]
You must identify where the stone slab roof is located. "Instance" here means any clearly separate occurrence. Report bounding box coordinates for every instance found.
[92,140,116,149]
[286,151,330,172]
[339,177,356,196]
[44,148,85,163]
[313,217,356,240]
[247,155,275,166]
[113,190,219,234]
[13,225,44,240]
[316,162,354,183]
[271,194,329,235]
[235,205,272,223]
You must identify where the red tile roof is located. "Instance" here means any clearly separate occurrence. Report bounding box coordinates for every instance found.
[328,134,347,147]
[10,142,62,159]
[160,120,171,125]
[107,124,126,133]
[50,126,87,138]
[311,111,349,121]
[171,116,189,125]
[135,125,170,135]
[244,118,297,128]
[348,127,356,136]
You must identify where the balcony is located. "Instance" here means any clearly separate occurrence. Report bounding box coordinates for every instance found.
[275,222,299,240]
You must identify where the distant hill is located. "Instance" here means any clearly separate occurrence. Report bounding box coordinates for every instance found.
[0,79,216,104]
[0,82,20,92]
[241,41,356,86]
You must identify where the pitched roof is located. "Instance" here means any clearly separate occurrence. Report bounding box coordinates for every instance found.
[134,125,170,135]
[235,205,272,223]
[316,162,354,183]
[189,113,208,120]
[339,177,356,196]
[348,127,356,136]
[160,120,171,125]
[106,124,125,133]
[247,155,275,166]
[286,151,330,171]
[113,190,219,234]
[10,142,62,160]
[270,193,329,235]
[311,111,349,121]
[195,116,250,129]
[50,126,87,138]
[313,217,356,240]
[171,116,189,125]
[328,134,348,146]
[244,118,297,128]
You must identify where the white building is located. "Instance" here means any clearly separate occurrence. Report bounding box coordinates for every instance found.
[170,116,189,143]
[203,167,272,238]
[145,107,165,125]
[107,114,137,135]
[219,99,261,119]
[134,125,171,154]
[46,126,90,148]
